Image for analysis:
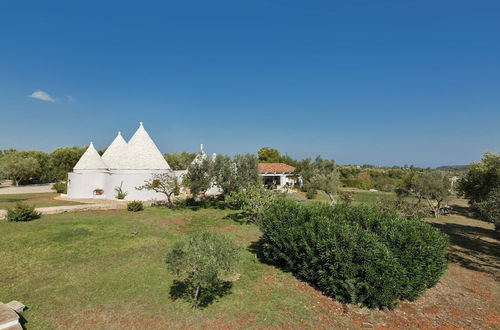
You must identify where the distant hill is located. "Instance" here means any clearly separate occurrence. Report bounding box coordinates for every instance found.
[436,165,469,172]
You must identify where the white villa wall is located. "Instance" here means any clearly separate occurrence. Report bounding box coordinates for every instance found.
[67,170,107,199]
[105,170,169,201]
[68,169,181,201]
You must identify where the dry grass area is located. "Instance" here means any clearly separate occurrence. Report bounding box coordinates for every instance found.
[0,199,499,329]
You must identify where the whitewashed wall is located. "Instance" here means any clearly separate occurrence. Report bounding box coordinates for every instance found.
[67,170,107,199]
[105,169,169,201]
[67,169,186,201]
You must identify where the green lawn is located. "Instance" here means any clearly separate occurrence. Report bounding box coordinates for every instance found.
[0,207,324,328]
[1,199,497,328]
[304,188,392,206]
[0,193,82,210]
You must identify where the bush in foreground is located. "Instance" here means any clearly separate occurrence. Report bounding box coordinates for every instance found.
[258,199,449,308]
[166,231,241,308]
[127,201,144,212]
[7,203,41,222]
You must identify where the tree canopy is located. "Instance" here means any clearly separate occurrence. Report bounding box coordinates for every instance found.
[164,152,197,170]
[0,152,42,186]
[166,231,240,308]
[458,152,500,205]
[257,147,297,166]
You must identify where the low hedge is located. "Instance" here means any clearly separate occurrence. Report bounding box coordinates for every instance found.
[258,199,449,308]
[7,203,41,222]
[127,201,144,212]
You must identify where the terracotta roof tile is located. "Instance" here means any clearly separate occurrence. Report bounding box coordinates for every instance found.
[258,163,296,173]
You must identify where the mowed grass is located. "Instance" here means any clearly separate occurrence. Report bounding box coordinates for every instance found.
[0,193,82,210]
[0,207,323,328]
[1,198,499,328]
[305,188,392,206]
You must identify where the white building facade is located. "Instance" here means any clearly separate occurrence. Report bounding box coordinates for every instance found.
[67,123,177,201]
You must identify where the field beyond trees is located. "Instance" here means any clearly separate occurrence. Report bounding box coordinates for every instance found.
[1,199,498,328]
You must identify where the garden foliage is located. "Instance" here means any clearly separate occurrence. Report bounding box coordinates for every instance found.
[7,203,41,222]
[258,199,449,308]
[166,231,241,308]
[127,201,144,212]
[226,184,277,222]
[52,181,67,194]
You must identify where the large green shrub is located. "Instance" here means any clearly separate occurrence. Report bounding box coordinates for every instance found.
[258,199,449,308]
[7,203,41,222]
[330,204,449,300]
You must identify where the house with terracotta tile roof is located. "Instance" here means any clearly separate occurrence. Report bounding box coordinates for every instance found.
[258,163,297,188]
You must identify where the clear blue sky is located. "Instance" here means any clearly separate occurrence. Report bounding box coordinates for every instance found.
[0,0,499,167]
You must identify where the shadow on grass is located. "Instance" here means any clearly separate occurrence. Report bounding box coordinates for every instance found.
[224,211,254,224]
[450,203,477,218]
[247,239,285,269]
[19,312,28,329]
[430,222,500,278]
[0,198,29,203]
[169,279,233,308]
[155,197,228,212]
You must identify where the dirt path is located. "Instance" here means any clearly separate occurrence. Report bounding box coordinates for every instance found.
[0,182,54,195]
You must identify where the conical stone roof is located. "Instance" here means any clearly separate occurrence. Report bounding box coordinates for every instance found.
[101,132,128,169]
[123,123,171,170]
[73,142,108,170]
[191,144,208,165]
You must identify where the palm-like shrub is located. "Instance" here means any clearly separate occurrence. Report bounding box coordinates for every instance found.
[259,199,449,308]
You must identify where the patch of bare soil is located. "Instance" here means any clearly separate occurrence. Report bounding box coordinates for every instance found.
[289,263,499,329]
[161,216,189,226]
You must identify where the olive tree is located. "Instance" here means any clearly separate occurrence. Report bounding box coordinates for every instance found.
[226,184,277,222]
[308,170,341,205]
[164,152,197,170]
[0,152,41,186]
[476,188,500,231]
[49,146,86,181]
[137,172,179,207]
[458,152,500,205]
[211,154,260,195]
[412,171,451,217]
[185,159,213,198]
[166,231,241,308]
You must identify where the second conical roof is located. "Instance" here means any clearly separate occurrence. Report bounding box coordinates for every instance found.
[102,132,128,169]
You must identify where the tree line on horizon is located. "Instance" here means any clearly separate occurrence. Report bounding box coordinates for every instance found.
[0,145,497,226]
[0,145,470,187]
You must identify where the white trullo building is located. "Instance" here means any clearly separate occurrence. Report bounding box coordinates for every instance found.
[67,122,177,201]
